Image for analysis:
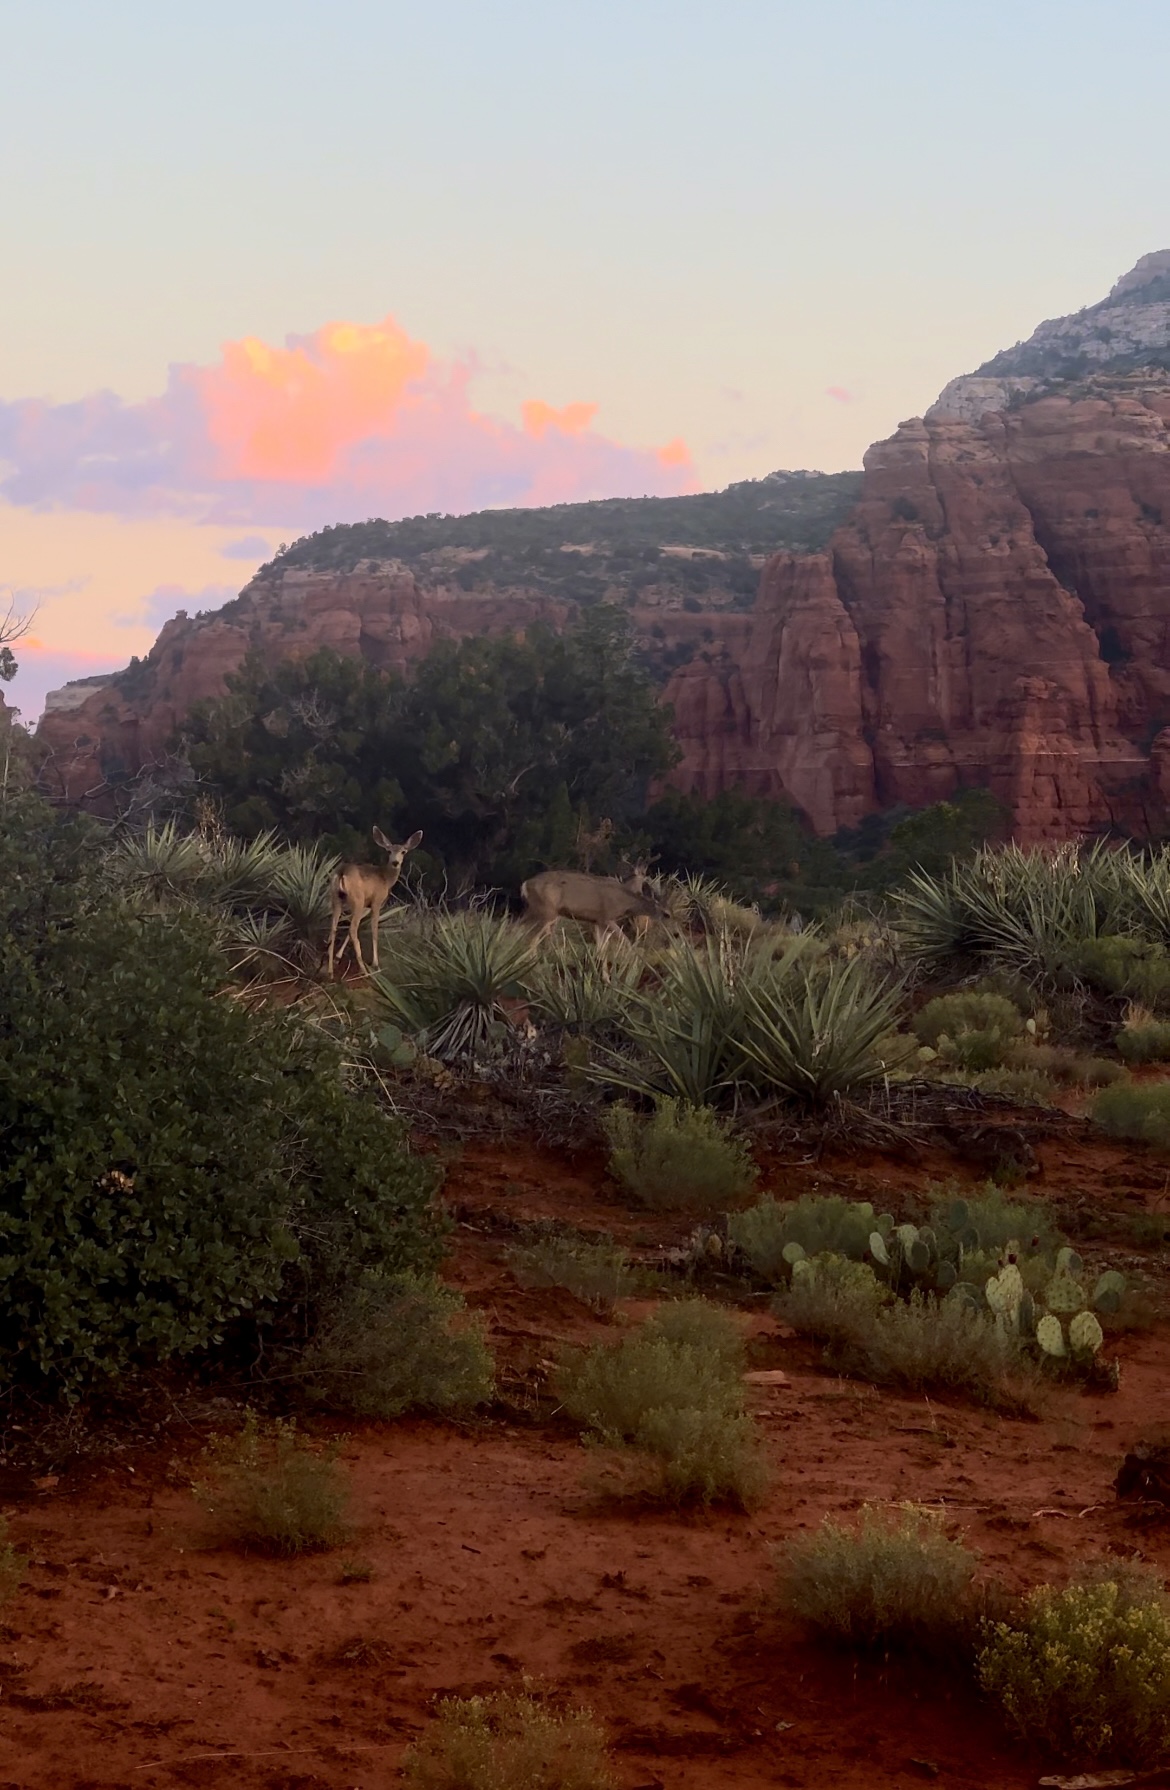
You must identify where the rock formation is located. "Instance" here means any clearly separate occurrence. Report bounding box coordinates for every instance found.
[36,253,1170,841]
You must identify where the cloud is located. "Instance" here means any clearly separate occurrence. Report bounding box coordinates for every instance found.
[114,581,239,631]
[220,533,272,560]
[825,385,856,404]
[0,316,695,527]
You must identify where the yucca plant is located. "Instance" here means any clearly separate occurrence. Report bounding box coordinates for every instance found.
[526,930,641,1034]
[262,843,341,966]
[737,955,904,1106]
[115,820,211,906]
[201,829,286,906]
[370,909,537,1062]
[589,930,813,1106]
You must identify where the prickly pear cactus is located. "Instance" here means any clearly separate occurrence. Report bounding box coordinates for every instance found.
[782,1241,807,1266]
[1093,1269,1126,1315]
[869,1231,889,1266]
[1045,1270,1087,1314]
[985,1263,1024,1323]
[1056,1246,1085,1277]
[1036,1313,1066,1357]
[1069,1310,1104,1356]
[1018,1289,1037,1339]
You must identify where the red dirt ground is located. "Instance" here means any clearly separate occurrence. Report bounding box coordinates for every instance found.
[2,1128,1169,1790]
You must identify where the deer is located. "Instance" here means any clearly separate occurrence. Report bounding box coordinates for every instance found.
[520,861,665,953]
[327,827,423,977]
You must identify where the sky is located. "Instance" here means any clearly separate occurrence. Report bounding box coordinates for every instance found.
[2,0,1169,721]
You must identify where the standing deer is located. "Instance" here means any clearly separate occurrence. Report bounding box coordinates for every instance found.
[520,862,664,952]
[327,827,423,976]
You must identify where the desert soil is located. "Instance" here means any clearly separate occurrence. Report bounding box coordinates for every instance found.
[1,1123,1168,1790]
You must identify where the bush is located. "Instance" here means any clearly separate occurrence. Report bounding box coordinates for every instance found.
[978,1576,1170,1765]
[372,910,537,1063]
[1116,1006,1170,1064]
[603,1099,757,1212]
[912,991,1023,1051]
[780,1254,890,1338]
[0,799,442,1393]
[508,1232,637,1309]
[194,1413,349,1554]
[779,1505,978,1651]
[728,1195,878,1281]
[928,1184,1057,1256]
[302,1276,493,1418]
[556,1300,765,1507]
[738,956,905,1104]
[1093,1080,1170,1150]
[402,1688,613,1789]
[971,1065,1058,1104]
[1074,935,1170,1009]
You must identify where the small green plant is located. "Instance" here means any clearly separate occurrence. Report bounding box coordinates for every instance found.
[508,1231,636,1310]
[1116,1005,1170,1064]
[402,1687,614,1789]
[556,1300,765,1507]
[1093,1079,1170,1150]
[978,1575,1170,1765]
[302,1276,494,1418]
[194,1411,349,1554]
[779,1505,979,1651]
[0,1519,25,1605]
[912,991,1023,1055]
[781,1253,890,1338]
[728,1194,880,1280]
[337,1556,374,1584]
[971,1065,1057,1104]
[603,1099,757,1212]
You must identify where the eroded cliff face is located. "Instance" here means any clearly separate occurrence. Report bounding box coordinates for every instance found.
[36,256,1170,842]
[666,375,1170,839]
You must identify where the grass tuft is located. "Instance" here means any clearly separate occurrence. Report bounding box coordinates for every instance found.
[402,1687,614,1789]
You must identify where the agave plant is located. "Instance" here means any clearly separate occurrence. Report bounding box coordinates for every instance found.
[737,955,904,1106]
[201,829,286,907]
[262,843,341,964]
[370,909,537,1062]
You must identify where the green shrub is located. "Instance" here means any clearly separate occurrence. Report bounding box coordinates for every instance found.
[1093,1080,1170,1150]
[928,1184,1057,1256]
[779,1505,978,1651]
[780,1254,890,1338]
[1074,935,1170,1009]
[0,799,442,1395]
[1116,1008,1170,1064]
[194,1413,349,1554]
[508,1231,636,1309]
[0,1519,25,1606]
[403,1688,614,1789]
[302,1276,493,1418]
[912,992,1023,1050]
[603,1099,757,1211]
[972,1065,1058,1104]
[371,910,537,1063]
[556,1300,765,1507]
[728,1195,878,1280]
[978,1576,1170,1765]
[1075,1055,1126,1088]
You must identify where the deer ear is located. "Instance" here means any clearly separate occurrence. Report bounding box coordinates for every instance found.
[372,827,393,850]
[404,829,423,851]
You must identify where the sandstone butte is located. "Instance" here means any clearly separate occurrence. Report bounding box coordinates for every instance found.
[34,252,1170,843]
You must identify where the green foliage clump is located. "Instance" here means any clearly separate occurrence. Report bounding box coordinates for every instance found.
[737,956,905,1104]
[0,796,441,1394]
[194,1413,349,1555]
[508,1232,636,1310]
[1116,1009,1170,1064]
[603,1099,757,1212]
[1093,1080,1170,1150]
[401,1687,614,1789]
[779,1505,978,1652]
[1074,935,1170,1009]
[911,991,1023,1071]
[780,1253,890,1336]
[556,1300,765,1507]
[302,1276,493,1418]
[728,1195,879,1281]
[971,1065,1058,1104]
[978,1575,1170,1766]
[372,910,536,1062]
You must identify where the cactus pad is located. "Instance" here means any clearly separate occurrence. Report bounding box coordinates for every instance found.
[1045,1271,1087,1314]
[1069,1310,1104,1356]
[1036,1313,1066,1357]
[782,1241,807,1265]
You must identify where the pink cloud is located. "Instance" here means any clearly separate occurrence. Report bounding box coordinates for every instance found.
[0,316,695,527]
[825,385,856,404]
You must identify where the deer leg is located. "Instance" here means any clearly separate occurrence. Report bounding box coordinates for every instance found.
[368,894,385,971]
[327,892,345,976]
[348,898,368,975]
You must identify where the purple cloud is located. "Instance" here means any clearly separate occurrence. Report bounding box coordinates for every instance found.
[220,534,273,560]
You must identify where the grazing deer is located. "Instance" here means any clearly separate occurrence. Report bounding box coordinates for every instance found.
[520,863,665,952]
[327,827,423,976]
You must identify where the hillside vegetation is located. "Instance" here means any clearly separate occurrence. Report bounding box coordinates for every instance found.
[252,469,863,610]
